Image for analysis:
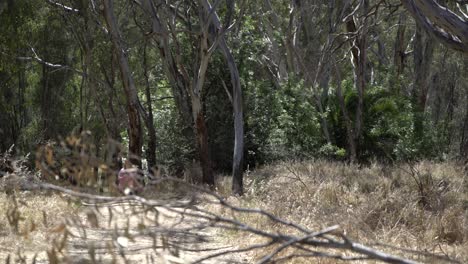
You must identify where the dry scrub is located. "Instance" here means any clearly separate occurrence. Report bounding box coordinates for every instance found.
[1,158,467,263]
[0,191,79,262]
[212,160,468,263]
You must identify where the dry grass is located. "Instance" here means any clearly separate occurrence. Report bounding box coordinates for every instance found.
[213,160,468,263]
[0,159,466,263]
[0,191,79,262]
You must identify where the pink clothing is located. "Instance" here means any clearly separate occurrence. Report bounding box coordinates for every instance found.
[117,168,143,194]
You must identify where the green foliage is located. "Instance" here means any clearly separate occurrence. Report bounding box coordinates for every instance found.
[275,79,323,157]
[155,101,194,175]
[362,86,413,161]
[244,78,323,164]
[0,0,465,172]
[328,80,415,161]
[319,143,347,160]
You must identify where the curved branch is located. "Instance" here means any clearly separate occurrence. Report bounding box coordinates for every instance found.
[401,0,468,53]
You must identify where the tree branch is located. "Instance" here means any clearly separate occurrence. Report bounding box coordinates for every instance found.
[401,0,468,53]
[46,0,80,13]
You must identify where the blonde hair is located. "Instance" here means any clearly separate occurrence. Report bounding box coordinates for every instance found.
[124,159,133,169]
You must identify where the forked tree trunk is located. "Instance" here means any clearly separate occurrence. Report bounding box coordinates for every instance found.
[190,28,214,185]
[345,3,369,162]
[140,0,214,184]
[200,0,245,195]
[103,0,142,167]
[140,0,194,142]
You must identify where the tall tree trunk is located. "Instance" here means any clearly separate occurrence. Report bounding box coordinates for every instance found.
[413,23,434,138]
[80,1,95,132]
[460,97,468,158]
[41,49,51,139]
[140,0,194,142]
[142,43,157,172]
[262,0,288,86]
[103,0,143,167]
[394,13,407,77]
[413,24,434,112]
[139,0,214,184]
[17,54,26,131]
[345,2,369,162]
[226,48,244,195]
[334,62,357,162]
[460,60,468,158]
[190,27,214,185]
[200,0,244,195]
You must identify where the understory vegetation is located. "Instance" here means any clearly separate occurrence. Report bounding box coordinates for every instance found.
[1,159,467,263]
[214,160,468,263]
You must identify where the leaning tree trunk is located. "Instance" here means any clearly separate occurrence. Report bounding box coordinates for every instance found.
[400,0,468,53]
[226,48,244,195]
[200,0,245,195]
[103,0,142,167]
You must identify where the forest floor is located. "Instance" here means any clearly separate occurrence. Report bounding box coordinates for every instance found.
[0,160,467,263]
[0,190,250,263]
[62,202,251,263]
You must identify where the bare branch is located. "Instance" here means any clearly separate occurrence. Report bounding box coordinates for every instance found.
[46,0,79,13]
[20,176,421,264]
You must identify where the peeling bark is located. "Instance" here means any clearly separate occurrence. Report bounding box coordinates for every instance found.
[401,0,468,53]
[394,13,408,76]
[190,23,214,185]
[345,4,369,162]
[413,24,434,113]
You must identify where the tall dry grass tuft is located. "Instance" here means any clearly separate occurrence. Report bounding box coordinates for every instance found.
[0,192,78,262]
[214,160,468,263]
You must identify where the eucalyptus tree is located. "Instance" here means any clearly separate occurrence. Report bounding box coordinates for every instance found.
[130,0,245,193]
[132,0,214,185]
[260,0,336,146]
[401,0,468,53]
[259,0,369,161]
[0,0,35,151]
[102,0,143,167]
[199,0,245,195]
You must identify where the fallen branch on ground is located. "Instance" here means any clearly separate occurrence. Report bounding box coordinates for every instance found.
[7,177,427,264]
